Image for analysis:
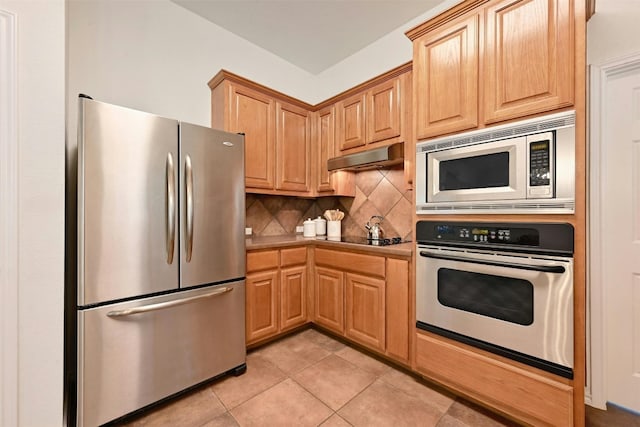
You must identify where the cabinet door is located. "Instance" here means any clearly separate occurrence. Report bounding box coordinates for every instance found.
[413,13,479,139]
[336,93,366,151]
[280,265,307,331]
[366,78,401,144]
[345,272,385,351]
[385,258,409,363]
[483,0,573,123]
[229,84,275,189]
[314,266,345,334]
[246,269,279,344]
[276,102,310,192]
[316,106,335,193]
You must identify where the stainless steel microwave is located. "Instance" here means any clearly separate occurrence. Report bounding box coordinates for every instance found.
[416,110,575,214]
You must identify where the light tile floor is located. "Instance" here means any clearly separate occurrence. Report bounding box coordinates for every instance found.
[119,328,521,427]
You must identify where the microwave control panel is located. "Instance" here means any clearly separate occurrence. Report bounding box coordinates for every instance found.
[527,132,554,197]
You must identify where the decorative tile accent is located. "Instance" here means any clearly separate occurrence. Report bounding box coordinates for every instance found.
[246,166,413,239]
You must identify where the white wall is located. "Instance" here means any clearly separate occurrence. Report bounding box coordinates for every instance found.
[0,1,66,426]
[67,0,314,126]
[313,0,460,102]
[587,0,640,65]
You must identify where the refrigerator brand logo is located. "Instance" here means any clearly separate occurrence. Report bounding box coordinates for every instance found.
[223,141,234,147]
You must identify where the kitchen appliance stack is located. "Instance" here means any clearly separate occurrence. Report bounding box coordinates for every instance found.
[68,97,247,426]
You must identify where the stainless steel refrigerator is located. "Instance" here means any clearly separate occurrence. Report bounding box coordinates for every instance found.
[74,97,246,426]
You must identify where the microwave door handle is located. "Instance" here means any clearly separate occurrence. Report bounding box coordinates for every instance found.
[419,251,566,274]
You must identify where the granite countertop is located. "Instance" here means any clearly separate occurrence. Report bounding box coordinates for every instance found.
[245,234,413,257]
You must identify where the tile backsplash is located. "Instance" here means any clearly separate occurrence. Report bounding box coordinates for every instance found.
[246,166,413,240]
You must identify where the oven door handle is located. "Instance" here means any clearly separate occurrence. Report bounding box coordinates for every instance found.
[419,251,566,274]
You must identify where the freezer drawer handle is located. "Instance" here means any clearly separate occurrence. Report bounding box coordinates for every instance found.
[166,152,176,264]
[419,251,566,273]
[106,286,233,318]
[185,154,194,262]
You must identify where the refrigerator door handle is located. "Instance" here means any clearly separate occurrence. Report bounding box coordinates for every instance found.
[166,152,176,264]
[185,154,194,262]
[106,286,233,318]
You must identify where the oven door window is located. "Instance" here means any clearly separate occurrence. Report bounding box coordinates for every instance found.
[439,152,510,191]
[437,268,533,325]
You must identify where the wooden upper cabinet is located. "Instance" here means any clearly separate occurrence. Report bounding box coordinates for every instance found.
[209,71,313,196]
[229,84,276,189]
[483,0,574,123]
[413,13,479,139]
[276,102,310,192]
[336,93,366,151]
[315,106,336,193]
[366,78,402,144]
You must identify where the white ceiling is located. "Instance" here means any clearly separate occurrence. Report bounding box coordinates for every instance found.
[172,0,448,74]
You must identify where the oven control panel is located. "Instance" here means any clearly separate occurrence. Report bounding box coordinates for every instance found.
[433,225,538,246]
[416,221,574,255]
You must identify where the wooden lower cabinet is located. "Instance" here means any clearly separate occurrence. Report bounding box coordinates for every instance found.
[245,269,279,343]
[345,272,385,351]
[385,258,409,363]
[415,330,573,426]
[314,266,345,334]
[280,265,307,331]
[246,247,308,345]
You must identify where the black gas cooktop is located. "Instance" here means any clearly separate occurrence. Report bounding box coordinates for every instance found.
[339,236,407,246]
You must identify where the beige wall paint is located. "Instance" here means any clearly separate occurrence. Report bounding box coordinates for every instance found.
[588,0,640,65]
[0,0,66,425]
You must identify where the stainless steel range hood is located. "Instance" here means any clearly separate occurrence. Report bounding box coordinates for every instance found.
[327,142,404,171]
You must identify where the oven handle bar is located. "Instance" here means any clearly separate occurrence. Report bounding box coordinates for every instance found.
[419,251,566,273]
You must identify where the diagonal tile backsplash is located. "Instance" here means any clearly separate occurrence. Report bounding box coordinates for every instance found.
[246,166,413,241]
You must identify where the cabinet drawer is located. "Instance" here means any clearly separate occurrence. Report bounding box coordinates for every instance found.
[314,248,385,278]
[280,246,307,267]
[246,250,279,273]
[415,331,573,426]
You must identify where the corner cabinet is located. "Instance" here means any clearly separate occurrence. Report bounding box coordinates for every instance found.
[314,248,410,365]
[407,0,575,139]
[335,70,408,155]
[275,102,310,192]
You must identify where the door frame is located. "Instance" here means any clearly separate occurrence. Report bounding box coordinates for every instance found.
[0,9,19,426]
[588,51,640,410]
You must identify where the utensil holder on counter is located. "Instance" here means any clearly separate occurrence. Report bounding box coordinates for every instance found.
[327,220,341,239]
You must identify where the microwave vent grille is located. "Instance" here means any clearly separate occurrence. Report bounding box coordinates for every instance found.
[417,110,576,153]
[417,200,575,214]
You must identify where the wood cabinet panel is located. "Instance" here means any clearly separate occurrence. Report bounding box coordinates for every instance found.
[280,265,307,331]
[280,246,307,267]
[246,270,279,343]
[385,258,409,363]
[229,84,276,189]
[315,107,335,193]
[314,248,385,278]
[314,266,345,334]
[366,78,402,144]
[415,331,573,426]
[276,102,310,192]
[345,273,385,351]
[413,13,479,139]
[336,94,366,151]
[246,250,279,273]
[483,0,574,123]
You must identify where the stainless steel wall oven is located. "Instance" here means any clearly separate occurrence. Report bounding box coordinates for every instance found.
[416,221,574,379]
